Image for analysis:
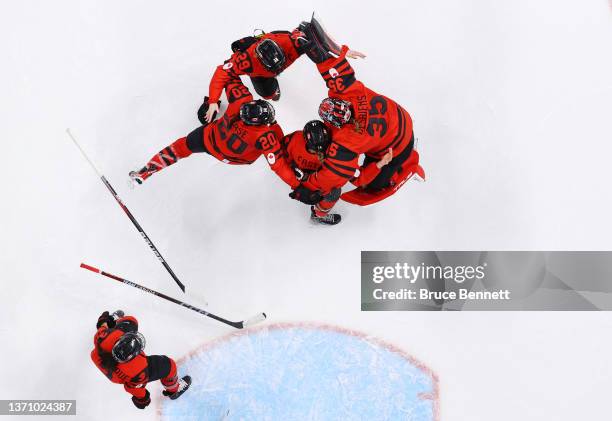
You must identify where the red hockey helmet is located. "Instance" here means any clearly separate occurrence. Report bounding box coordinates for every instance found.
[318,97,352,128]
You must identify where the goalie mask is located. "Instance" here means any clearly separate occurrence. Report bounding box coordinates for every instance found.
[303,120,331,154]
[240,100,276,126]
[254,39,286,73]
[112,332,146,363]
[318,97,352,128]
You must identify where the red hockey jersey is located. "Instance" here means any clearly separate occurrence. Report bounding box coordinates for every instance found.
[91,316,149,398]
[202,76,299,188]
[283,130,382,188]
[304,46,414,193]
[208,30,305,103]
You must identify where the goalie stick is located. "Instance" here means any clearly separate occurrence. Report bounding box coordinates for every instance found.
[80,263,267,329]
[67,128,186,293]
[310,13,342,57]
[301,13,365,62]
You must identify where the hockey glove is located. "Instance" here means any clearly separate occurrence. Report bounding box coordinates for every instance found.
[197,97,220,125]
[111,310,125,320]
[290,28,311,55]
[131,390,151,410]
[289,184,323,205]
[231,35,258,53]
[96,311,115,329]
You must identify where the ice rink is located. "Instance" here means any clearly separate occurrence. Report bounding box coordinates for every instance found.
[1,0,612,419]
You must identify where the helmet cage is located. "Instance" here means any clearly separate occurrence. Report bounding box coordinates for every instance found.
[318,98,352,128]
[254,39,286,73]
[240,100,276,126]
[112,332,146,363]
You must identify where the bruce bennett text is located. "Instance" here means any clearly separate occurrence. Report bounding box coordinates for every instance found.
[373,288,511,301]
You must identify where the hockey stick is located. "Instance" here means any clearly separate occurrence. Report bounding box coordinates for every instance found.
[309,13,365,59]
[67,128,186,293]
[80,263,267,329]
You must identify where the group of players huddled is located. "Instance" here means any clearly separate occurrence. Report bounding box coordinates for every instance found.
[92,18,426,412]
[129,19,424,225]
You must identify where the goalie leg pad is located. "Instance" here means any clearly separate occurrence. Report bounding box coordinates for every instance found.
[365,134,415,190]
[341,149,424,206]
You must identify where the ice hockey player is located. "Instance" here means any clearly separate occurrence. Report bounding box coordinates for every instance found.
[201,27,310,124]
[285,120,393,225]
[292,22,425,206]
[91,310,191,409]
[129,76,300,190]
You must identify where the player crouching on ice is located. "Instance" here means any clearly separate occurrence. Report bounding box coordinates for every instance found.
[290,21,425,207]
[285,120,394,225]
[91,311,191,409]
[129,75,299,190]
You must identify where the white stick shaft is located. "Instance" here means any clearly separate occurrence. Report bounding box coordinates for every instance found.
[66,128,103,177]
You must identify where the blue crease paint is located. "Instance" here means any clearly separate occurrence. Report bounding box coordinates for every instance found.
[161,325,437,421]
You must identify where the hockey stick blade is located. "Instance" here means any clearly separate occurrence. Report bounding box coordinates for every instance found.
[241,312,267,328]
[80,263,265,329]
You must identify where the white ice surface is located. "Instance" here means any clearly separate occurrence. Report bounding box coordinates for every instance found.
[1,1,612,420]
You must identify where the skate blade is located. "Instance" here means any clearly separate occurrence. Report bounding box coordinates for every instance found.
[309,218,341,227]
[127,177,137,190]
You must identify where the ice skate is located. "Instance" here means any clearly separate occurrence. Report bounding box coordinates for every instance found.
[163,375,192,400]
[310,206,341,225]
[129,165,157,185]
